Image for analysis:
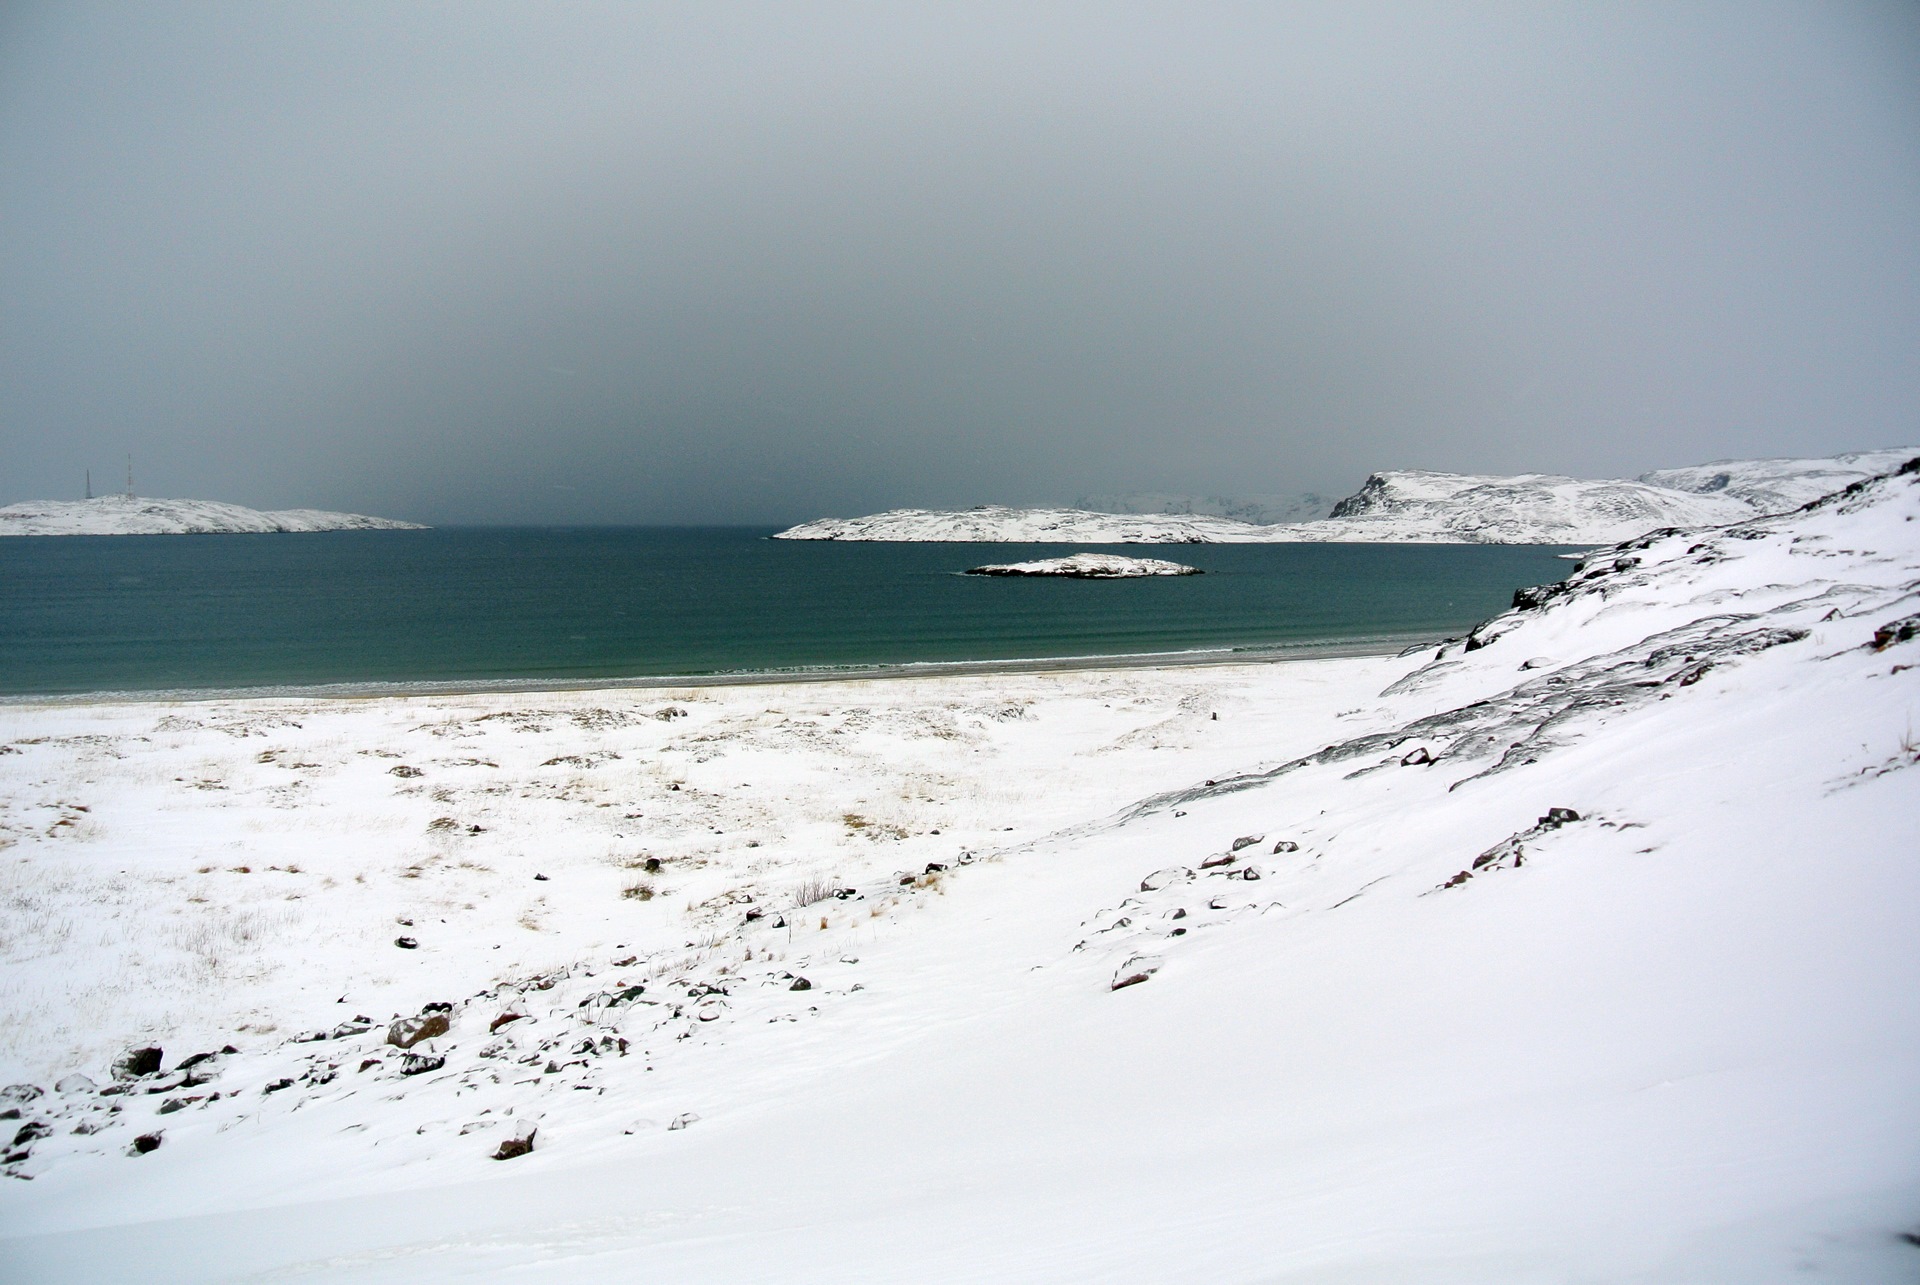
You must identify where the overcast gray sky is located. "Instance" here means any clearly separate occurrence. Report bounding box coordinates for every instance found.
[2,2,1916,524]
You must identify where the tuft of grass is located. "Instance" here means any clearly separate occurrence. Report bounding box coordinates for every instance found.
[622,880,655,902]
[792,875,837,907]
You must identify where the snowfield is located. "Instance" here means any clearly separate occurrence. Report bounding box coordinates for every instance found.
[0,496,426,536]
[773,449,1917,545]
[1,461,1918,1281]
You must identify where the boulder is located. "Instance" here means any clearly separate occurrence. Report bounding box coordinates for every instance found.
[1400,747,1433,766]
[1271,839,1299,854]
[1229,834,1264,852]
[400,1054,446,1076]
[113,1048,163,1080]
[668,1112,700,1131]
[54,1075,95,1095]
[789,977,812,991]
[492,1124,537,1160]
[130,1132,163,1155]
[387,1013,451,1049]
[1139,867,1193,892]
[1111,955,1163,990]
[0,1084,44,1105]
[1199,854,1235,869]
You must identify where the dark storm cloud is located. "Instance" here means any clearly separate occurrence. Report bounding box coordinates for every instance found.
[3,2,1916,523]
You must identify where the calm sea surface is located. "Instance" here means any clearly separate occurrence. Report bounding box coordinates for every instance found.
[0,529,1575,697]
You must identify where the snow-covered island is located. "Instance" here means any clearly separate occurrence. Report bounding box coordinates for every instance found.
[2,455,1918,1278]
[964,553,1202,578]
[0,496,426,536]
[775,448,1917,545]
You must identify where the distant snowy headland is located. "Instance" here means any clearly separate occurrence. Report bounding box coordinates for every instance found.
[0,496,427,536]
[964,553,1202,578]
[775,449,1917,545]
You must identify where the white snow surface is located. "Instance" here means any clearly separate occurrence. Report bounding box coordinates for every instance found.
[0,496,426,536]
[3,459,1920,1281]
[774,449,1917,545]
[965,553,1201,577]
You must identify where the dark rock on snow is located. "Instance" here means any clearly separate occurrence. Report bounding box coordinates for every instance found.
[387,1013,451,1049]
[113,1048,163,1080]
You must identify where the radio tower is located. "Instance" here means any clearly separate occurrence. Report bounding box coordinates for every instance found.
[85,469,92,500]
[125,455,135,500]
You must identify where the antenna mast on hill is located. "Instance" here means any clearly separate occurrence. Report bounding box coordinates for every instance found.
[85,469,92,500]
[125,455,134,500]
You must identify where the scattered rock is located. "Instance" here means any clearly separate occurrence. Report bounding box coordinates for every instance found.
[113,1048,163,1080]
[1271,839,1299,854]
[1,1085,44,1107]
[1400,747,1433,766]
[1229,834,1264,852]
[331,1018,373,1039]
[789,977,812,991]
[54,1075,95,1095]
[394,936,419,950]
[389,765,423,778]
[1539,807,1581,827]
[12,1122,51,1148]
[129,1132,163,1155]
[400,1054,445,1076]
[1199,854,1236,869]
[1520,656,1554,670]
[264,1078,294,1094]
[387,1013,451,1049]
[1111,955,1164,991]
[155,1097,203,1116]
[668,1112,699,1130]
[1237,866,1263,881]
[1139,867,1193,892]
[1207,895,1229,910]
[490,1013,525,1033]
[533,873,549,881]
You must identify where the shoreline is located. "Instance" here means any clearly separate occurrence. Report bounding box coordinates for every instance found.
[0,632,1441,708]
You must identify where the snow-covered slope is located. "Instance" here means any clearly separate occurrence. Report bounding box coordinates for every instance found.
[775,504,1265,543]
[0,496,426,536]
[3,457,1919,1281]
[1640,447,1919,515]
[775,450,1916,544]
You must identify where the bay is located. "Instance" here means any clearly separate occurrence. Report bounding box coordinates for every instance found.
[0,529,1575,696]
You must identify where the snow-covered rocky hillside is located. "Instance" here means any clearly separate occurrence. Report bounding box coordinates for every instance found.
[2,459,1918,1281]
[774,449,1915,544]
[0,496,425,536]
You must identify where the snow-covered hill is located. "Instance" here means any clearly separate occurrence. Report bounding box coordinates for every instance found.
[2,456,1917,1280]
[775,449,1916,544]
[1639,447,1919,514]
[0,496,426,536]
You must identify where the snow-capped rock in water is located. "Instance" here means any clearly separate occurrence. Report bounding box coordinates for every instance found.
[964,553,1201,577]
[0,496,426,536]
[774,448,1916,544]
[3,457,1919,1280]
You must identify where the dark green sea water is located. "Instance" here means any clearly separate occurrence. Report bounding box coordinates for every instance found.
[0,529,1575,697]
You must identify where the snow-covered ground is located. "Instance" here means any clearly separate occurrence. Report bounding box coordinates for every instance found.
[964,553,1201,577]
[774,449,1916,544]
[0,496,425,536]
[2,460,1918,1281]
